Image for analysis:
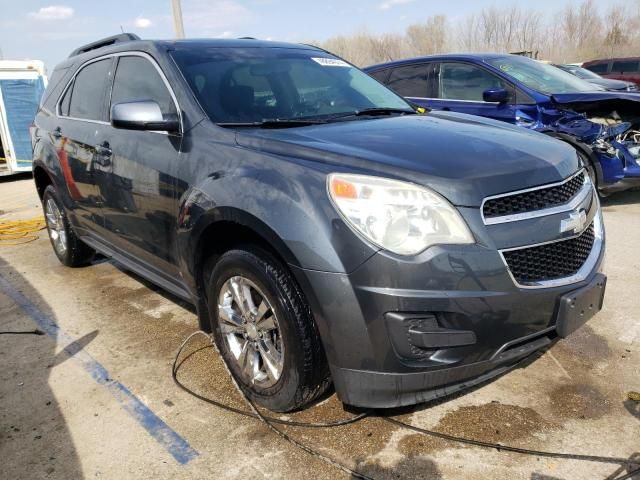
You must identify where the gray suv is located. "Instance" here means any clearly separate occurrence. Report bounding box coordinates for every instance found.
[31,34,606,411]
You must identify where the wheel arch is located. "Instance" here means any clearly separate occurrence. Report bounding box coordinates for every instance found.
[33,164,54,200]
[187,207,304,331]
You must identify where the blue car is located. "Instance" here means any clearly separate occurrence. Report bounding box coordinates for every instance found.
[365,54,640,195]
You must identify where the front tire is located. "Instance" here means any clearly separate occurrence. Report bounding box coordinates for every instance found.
[206,246,330,412]
[42,185,95,267]
[577,151,607,198]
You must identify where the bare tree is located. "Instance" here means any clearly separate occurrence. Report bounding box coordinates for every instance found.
[603,5,629,57]
[456,14,481,52]
[316,0,640,67]
[563,0,603,58]
[406,15,448,56]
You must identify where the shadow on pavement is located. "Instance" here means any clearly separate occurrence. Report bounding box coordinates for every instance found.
[601,188,640,207]
[0,255,83,479]
[51,329,99,368]
[353,456,442,480]
[0,172,32,184]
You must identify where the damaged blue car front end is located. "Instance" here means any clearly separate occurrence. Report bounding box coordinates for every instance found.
[539,93,640,194]
[364,54,640,194]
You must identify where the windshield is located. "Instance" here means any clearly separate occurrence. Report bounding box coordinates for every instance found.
[171,47,412,124]
[559,65,602,80]
[485,56,598,94]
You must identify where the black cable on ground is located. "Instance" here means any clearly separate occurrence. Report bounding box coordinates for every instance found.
[173,330,640,479]
[382,417,640,468]
[614,467,640,480]
[173,331,374,480]
[0,329,44,335]
[172,331,370,428]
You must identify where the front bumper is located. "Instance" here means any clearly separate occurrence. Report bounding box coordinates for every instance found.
[291,215,606,408]
[597,145,640,194]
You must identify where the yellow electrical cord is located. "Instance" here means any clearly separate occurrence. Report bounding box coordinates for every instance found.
[0,217,46,245]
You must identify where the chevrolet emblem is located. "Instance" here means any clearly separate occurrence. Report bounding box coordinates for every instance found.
[560,209,587,234]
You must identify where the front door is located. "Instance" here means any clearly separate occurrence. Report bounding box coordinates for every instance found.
[428,62,519,123]
[98,54,182,279]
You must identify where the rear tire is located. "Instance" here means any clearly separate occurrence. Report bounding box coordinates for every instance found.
[206,246,330,412]
[42,185,95,267]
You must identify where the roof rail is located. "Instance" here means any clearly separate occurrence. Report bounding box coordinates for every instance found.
[68,33,141,58]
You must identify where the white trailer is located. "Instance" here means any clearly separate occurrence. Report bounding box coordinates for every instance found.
[0,60,47,176]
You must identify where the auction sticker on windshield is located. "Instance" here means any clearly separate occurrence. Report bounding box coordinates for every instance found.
[312,57,349,67]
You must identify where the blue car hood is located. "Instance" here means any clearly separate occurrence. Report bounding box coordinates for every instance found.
[235,111,579,206]
[551,92,640,105]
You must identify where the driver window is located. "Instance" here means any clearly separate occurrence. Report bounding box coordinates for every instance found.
[110,56,176,117]
[438,63,508,102]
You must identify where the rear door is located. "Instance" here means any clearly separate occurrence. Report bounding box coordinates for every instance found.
[382,63,434,109]
[54,57,114,231]
[584,61,610,76]
[99,54,182,279]
[609,59,640,86]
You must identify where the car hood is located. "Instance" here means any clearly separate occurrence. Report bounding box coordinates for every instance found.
[551,91,640,108]
[235,111,579,207]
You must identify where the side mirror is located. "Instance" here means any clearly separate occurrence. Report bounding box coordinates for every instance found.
[111,100,180,133]
[483,88,511,104]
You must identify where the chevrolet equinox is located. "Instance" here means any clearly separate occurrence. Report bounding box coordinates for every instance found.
[31,34,606,411]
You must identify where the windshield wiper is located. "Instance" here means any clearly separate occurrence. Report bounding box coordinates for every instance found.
[354,107,418,116]
[217,118,327,128]
[324,107,418,121]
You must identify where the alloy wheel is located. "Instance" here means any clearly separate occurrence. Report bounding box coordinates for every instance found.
[45,198,67,256]
[217,275,284,387]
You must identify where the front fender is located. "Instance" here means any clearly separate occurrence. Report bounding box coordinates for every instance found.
[175,147,380,291]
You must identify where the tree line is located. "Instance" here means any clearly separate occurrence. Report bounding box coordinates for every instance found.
[314,0,640,66]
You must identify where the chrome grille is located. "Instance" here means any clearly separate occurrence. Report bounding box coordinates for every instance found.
[483,171,586,219]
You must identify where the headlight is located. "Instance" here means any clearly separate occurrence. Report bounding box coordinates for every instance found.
[327,173,474,255]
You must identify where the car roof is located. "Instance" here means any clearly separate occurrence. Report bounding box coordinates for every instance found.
[364,53,513,71]
[584,57,640,64]
[54,36,323,71]
[157,38,321,51]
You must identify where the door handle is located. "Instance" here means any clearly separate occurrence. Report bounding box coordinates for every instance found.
[94,142,112,167]
[52,127,62,139]
[95,145,112,156]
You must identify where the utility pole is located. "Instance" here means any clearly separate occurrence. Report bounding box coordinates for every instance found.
[171,0,185,39]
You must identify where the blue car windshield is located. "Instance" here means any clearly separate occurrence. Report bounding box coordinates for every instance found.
[171,47,412,124]
[486,56,597,95]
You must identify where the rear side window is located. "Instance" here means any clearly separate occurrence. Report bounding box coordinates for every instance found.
[585,63,609,74]
[67,59,112,121]
[386,64,429,97]
[438,62,508,101]
[368,69,391,84]
[110,56,177,116]
[611,60,639,73]
[58,83,72,116]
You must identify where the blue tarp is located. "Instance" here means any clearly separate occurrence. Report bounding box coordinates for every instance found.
[0,77,45,166]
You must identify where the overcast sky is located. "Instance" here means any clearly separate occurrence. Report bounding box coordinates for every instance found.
[0,0,604,71]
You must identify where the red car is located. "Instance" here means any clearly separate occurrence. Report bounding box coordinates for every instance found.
[583,57,640,87]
